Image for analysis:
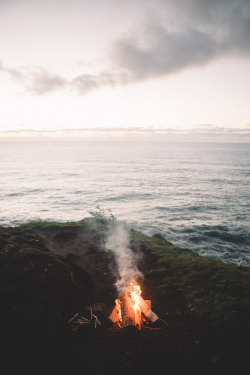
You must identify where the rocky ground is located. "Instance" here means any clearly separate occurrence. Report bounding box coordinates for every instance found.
[0,218,249,375]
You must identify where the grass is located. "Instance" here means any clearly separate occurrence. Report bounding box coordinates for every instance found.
[131,228,250,325]
[20,216,112,237]
[20,220,250,326]
[20,220,89,232]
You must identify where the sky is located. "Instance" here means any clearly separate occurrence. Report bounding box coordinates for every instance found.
[0,0,250,142]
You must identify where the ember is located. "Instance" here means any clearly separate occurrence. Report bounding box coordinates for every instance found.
[109,284,158,329]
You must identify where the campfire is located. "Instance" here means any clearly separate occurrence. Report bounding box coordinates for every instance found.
[109,283,158,329]
[68,223,164,331]
[68,283,165,332]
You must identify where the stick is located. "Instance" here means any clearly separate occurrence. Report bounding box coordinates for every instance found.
[68,313,79,324]
[158,317,168,326]
[90,308,101,328]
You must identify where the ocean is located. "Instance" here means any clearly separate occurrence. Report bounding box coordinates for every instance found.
[0,141,249,266]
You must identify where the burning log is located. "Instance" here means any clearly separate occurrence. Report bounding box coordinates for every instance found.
[138,296,158,323]
[120,291,136,327]
[109,299,122,324]
[109,284,159,329]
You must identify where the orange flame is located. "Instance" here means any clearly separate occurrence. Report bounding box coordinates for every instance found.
[130,283,142,329]
[109,283,151,329]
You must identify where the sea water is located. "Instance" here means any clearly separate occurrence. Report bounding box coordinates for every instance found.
[0,141,249,265]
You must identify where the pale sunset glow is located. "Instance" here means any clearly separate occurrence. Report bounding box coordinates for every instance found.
[0,0,250,141]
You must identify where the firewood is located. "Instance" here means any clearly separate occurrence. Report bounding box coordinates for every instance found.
[80,316,90,323]
[120,291,135,327]
[109,290,159,328]
[138,296,158,322]
[68,313,79,324]
[90,308,101,328]
[109,299,121,323]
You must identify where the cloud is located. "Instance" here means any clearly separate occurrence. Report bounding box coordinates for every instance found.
[110,0,250,81]
[0,60,24,81]
[1,125,250,142]
[111,27,219,81]
[22,67,66,95]
[71,71,120,95]
[66,0,250,94]
[71,0,250,92]
[0,62,66,95]
[1,62,129,96]
[1,0,250,95]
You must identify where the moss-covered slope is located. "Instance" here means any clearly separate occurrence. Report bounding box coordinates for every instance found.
[0,219,249,375]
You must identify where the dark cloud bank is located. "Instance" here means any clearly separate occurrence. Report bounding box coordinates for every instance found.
[1,0,250,95]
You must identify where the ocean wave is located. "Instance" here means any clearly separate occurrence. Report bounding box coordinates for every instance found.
[6,188,44,197]
[104,192,153,201]
[198,225,250,245]
[1,141,250,266]
[7,192,25,197]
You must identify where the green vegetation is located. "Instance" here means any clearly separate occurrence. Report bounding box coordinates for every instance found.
[20,220,89,232]
[20,208,115,236]
[88,206,116,223]
[131,229,250,325]
[20,218,250,326]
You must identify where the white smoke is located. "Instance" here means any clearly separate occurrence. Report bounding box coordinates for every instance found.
[105,222,143,293]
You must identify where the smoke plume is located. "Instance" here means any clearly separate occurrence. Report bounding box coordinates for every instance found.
[105,222,143,294]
